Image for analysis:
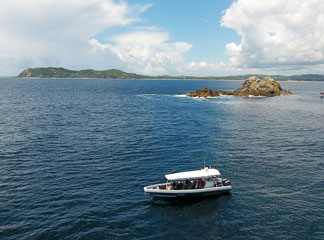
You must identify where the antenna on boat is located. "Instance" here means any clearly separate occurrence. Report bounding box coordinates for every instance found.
[204,157,206,168]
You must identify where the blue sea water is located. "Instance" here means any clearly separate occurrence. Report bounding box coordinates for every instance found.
[0,78,323,240]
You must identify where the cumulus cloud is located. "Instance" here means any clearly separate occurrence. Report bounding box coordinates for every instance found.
[221,0,324,71]
[176,60,268,76]
[177,61,232,76]
[0,0,151,75]
[90,32,192,75]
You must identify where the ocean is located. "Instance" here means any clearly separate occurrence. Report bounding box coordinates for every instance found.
[1,78,323,239]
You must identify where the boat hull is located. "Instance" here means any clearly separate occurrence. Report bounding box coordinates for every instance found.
[144,184,232,199]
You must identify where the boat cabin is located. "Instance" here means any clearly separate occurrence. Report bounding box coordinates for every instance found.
[162,167,227,190]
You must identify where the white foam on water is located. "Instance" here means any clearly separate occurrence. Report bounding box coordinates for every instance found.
[205,96,219,99]
[248,95,266,98]
[174,94,187,98]
[219,94,235,98]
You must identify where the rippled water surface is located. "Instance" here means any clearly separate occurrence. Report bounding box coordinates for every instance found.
[1,78,324,239]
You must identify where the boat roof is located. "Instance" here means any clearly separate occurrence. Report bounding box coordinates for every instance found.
[165,168,221,181]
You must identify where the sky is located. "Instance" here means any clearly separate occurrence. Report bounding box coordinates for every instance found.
[1,0,324,76]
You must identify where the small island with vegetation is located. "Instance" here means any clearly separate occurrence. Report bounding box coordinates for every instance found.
[187,76,293,97]
[17,67,148,79]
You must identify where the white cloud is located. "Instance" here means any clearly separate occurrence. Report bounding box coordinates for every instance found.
[89,32,192,75]
[221,0,324,72]
[0,0,151,75]
[0,0,193,76]
[178,61,230,75]
[177,61,261,76]
[183,0,324,76]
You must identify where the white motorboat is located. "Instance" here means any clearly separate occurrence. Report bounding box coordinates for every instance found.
[143,167,232,198]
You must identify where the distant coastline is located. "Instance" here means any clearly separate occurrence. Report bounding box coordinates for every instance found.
[16,67,324,81]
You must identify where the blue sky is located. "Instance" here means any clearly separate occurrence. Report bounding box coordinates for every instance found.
[1,0,324,76]
[126,0,240,62]
[93,0,240,67]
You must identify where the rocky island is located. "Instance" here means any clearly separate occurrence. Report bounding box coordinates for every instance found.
[187,88,233,97]
[187,76,292,97]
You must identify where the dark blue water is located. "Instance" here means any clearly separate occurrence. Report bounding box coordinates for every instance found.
[1,78,323,240]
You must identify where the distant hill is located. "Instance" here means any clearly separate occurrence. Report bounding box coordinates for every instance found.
[17,67,324,81]
[17,67,148,79]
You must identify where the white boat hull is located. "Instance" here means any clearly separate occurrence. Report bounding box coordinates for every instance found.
[144,183,232,199]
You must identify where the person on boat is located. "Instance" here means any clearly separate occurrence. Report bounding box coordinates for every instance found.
[197,179,201,189]
[198,178,206,189]
[213,177,218,187]
[202,178,207,188]
[182,181,187,189]
[187,180,193,189]
[193,179,198,189]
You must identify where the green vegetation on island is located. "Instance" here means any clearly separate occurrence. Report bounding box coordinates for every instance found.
[17,67,324,81]
[17,67,147,79]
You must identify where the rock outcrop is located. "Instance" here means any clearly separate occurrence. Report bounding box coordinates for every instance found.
[187,76,292,98]
[18,69,33,77]
[233,76,292,97]
[187,88,233,97]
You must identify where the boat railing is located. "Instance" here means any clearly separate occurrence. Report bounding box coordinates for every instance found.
[146,178,231,191]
